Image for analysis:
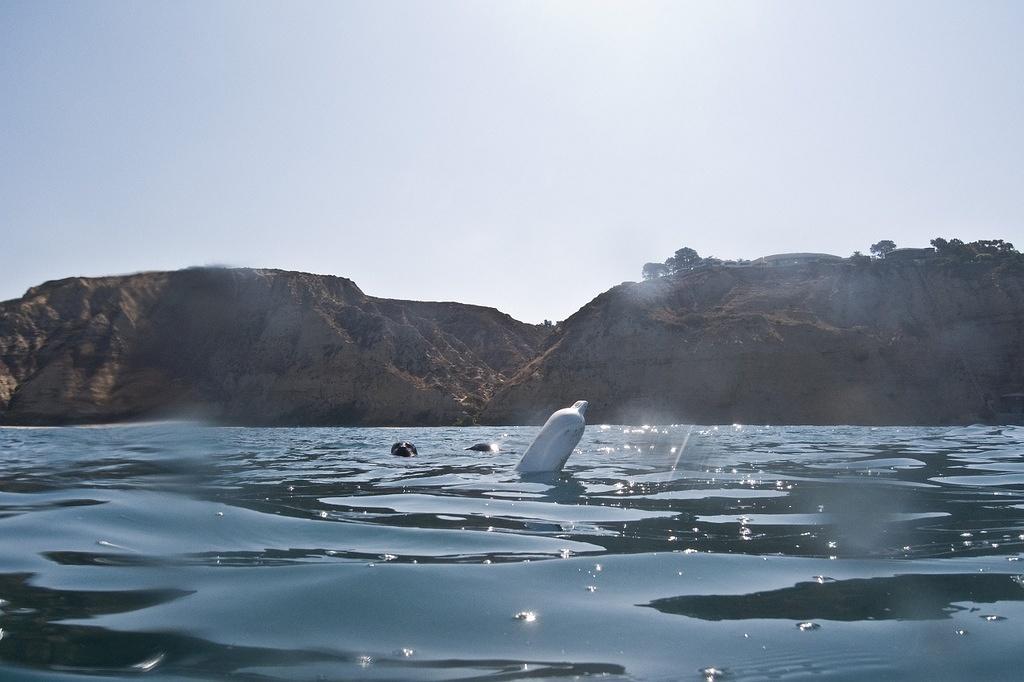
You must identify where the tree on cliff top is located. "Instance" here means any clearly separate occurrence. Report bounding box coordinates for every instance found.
[642,246,714,279]
[665,247,702,274]
[870,240,897,258]
[642,262,670,280]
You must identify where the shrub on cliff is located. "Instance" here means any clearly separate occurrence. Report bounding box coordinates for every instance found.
[641,246,709,280]
[931,238,1020,263]
[642,262,670,280]
[870,240,897,258]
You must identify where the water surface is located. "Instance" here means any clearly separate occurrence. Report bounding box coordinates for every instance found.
[1,424,1022,680]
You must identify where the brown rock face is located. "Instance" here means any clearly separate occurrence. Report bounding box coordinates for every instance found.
[0,268,546,425]
[3,261,1022,426]
[480,261,1024,426]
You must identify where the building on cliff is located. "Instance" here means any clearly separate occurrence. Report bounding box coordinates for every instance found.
[753,253,843,267]
[886,247,937,261]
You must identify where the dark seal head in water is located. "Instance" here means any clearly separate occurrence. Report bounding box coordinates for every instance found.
[466,443,499,452]
[391,441,418,457]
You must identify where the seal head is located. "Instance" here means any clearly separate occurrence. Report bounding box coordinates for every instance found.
[391,441,418,457]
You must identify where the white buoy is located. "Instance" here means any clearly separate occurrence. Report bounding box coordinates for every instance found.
[516,401,588,474]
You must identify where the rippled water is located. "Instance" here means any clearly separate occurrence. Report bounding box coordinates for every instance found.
[1,423,1023,680]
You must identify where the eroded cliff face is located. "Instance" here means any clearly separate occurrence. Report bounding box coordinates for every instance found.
[0,268,545,425]
[3,262,1022,426]
[480,261,1024,426]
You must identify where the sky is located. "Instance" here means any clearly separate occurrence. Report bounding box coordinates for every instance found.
[2,1,1022,322]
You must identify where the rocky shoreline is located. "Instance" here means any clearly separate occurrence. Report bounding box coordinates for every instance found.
[2,261,1022,426]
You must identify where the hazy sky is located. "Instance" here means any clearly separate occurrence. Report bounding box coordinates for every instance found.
[2,1,1022,322]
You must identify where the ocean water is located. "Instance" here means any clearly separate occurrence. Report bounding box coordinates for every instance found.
[0,423,1022,681]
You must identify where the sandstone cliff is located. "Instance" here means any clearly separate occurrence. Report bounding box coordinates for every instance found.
[480,260,1024,425]
[3,261,1022,426]
[0,268,546,425]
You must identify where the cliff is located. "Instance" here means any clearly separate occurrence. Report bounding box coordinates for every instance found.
[480,260,1024,425]
[0,268,546,425]
[2,261,1022,426]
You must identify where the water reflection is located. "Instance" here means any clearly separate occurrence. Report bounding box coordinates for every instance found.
[646,573,1024,621]
[0,571,624,679]
[0,572,190,673]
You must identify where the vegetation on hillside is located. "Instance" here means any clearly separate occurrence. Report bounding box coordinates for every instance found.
[869,240,897,258]
[930,238,1018,261]
[641,238,1021,280]
[641,247,746,280]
